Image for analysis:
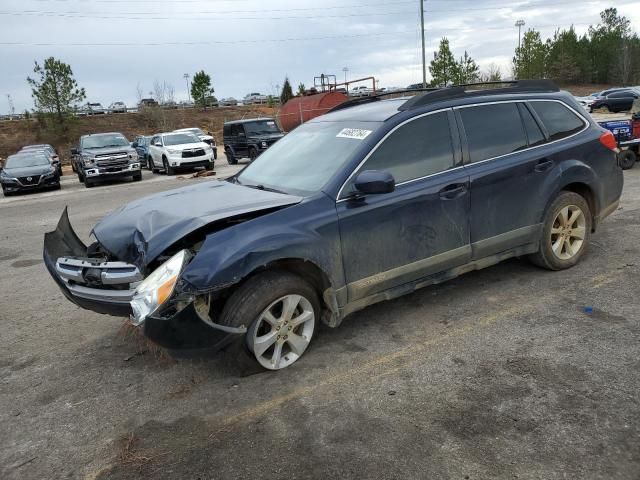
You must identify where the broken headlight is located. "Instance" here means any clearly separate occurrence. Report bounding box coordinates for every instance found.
[130,249,189,325]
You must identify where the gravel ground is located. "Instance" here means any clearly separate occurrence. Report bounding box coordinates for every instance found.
[1,164,639,480]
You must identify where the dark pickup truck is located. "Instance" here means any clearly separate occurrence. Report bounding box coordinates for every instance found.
[71,132,142,188]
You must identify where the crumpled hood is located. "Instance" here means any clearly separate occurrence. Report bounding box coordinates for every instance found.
[92,180,302,267]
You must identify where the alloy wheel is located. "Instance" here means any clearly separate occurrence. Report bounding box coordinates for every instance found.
[249,294,315,370]
[550,205,586,260]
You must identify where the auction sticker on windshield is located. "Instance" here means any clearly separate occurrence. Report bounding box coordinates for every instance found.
[336,128,372,140]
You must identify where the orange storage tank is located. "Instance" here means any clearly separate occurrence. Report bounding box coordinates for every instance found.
[278,91,348,132]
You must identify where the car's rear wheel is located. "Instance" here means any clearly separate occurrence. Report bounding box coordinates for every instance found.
[529,191,591,270]
[619,149,636,170]
[219,270,319,370]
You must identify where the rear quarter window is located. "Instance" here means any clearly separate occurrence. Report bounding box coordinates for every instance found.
[529,101,585,141]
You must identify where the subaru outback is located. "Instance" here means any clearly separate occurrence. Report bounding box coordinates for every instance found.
[44,81,623,370]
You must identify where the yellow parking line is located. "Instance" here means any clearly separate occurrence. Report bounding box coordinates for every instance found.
[211,304,530,434]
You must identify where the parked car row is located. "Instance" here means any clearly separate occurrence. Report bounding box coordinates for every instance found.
[1,144,61,196]
[587,86,640,113]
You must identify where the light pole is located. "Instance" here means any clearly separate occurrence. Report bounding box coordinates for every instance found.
[420,0,427,88]
[515,19,525,79]
[342,66,349,84]
[184,73,191,103]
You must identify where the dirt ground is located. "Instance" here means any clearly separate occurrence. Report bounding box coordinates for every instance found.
[1,165,639,479]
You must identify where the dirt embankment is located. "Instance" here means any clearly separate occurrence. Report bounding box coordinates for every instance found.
[0,105,277,163]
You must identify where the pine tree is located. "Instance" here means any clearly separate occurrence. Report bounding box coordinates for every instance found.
[429,38,458,87]
[452,51,479,84]
[280,77,294,104]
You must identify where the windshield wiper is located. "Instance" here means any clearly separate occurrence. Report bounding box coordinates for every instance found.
[243,183,287,194]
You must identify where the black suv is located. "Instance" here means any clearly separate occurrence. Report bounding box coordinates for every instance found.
[223,118,284,164]
[45,81,623,370]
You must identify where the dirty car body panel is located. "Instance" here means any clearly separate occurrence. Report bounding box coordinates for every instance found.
[44,82,623,354]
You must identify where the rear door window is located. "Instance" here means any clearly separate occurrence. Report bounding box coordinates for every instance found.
[357,111,455,184]
[518,104,546,147]
[529,101,585,141]
[459,103,527,163]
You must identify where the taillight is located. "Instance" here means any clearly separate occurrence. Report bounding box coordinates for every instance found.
[599,130,618,152]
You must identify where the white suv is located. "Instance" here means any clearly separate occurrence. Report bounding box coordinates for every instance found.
[147,132,214,175]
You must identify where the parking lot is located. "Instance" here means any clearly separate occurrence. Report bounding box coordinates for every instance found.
[1,166,639,479]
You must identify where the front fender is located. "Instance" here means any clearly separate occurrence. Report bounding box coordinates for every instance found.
[179,195,345,296]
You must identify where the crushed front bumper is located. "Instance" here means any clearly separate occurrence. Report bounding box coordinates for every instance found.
[43,208,139,317]
[44,209,243,350]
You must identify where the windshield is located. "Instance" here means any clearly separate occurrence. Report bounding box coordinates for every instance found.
[244,120,281,136]
[5,154,50,169]
[164,134,199,146]
[182,128,204,136]
[237,121,379,195]
[82,134,129,149]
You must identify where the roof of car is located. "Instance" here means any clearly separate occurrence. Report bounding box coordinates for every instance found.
[224,117,275,125]
[82,132,124,137]
[310,98,408,123]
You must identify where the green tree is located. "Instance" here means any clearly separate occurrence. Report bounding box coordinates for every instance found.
[452,51,479,84]
[27,57,85,131]
[479,63,502,82]
[546,28,581,84]
[429,38,457,86]
[297,83,306,96]
[191,70,213,109]
[513,29,548,79]
[280,77,294,104]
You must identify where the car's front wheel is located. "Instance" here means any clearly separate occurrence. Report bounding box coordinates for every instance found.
[219,270,319,370]
[530,191,591,270]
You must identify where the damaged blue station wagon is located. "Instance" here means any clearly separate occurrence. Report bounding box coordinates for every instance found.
[44,81,623,370]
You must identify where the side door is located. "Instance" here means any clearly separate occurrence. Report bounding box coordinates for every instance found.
[336,109,471,302]
[456,100,586,259]
[235,124,249,157]
[149,136,162,163]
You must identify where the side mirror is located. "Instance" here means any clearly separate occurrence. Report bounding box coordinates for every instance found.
[70,147,79,155]
[131,142,138,148]
[354,170,395,195]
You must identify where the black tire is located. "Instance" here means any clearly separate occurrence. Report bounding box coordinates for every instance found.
[226,150,237,165]
[163,157,175,175]
[529,191,592,271]
[132,171,142,182]
[205,161,214,171]
[248,147,258,162]
[85,177,95,188]
[148,156,157,173]
[77,171,84,183]
[619,150,636,170]
[219,270,321,370]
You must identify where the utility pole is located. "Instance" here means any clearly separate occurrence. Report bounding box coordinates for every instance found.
[184,73,191,102]
[515,19,525,79]
[342,66,349,84]
[420,0,427,88]
[6,94,15,118]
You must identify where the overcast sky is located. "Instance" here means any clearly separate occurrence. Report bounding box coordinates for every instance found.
[1,0,638,113]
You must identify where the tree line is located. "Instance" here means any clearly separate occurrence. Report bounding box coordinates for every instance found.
[428,7,638,87]
[513,8,638,85]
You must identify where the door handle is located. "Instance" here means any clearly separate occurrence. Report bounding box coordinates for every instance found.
[534,159,554,172]
[439,183,467,200]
